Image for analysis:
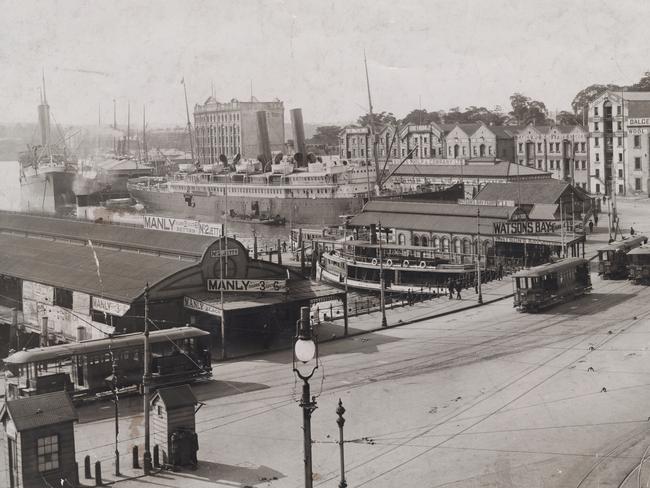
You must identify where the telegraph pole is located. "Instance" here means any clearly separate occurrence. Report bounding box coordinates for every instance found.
[477,209,483,305]
[142,284,152,474]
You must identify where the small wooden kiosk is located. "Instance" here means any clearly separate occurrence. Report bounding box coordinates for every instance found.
[151,384,200,469]
[0,391,78,488]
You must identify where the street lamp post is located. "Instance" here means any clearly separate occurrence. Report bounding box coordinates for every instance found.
[476,209,483,305]
[336,399,347,488]
[377,221,387,328]
[293,307,319,488]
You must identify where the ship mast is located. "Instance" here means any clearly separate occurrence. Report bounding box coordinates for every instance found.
[182,78,196,164]
[38,70,52,161]
[364,51,380,197]
[142,105,148,164]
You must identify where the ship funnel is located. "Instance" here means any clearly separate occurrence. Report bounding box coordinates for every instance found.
[290,108,306,167]
[256,110,272,165]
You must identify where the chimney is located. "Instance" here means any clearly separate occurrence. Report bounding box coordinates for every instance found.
[256,111,272,165]
[291,108,306,164]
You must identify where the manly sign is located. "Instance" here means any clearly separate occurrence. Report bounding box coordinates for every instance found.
[206,279,287,293]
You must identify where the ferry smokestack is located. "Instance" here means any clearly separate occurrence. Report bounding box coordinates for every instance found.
[290,108,306,166]
[257,110,272,165]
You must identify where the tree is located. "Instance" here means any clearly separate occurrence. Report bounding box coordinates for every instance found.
[630,71,650,91]
[308,125,341,147]
[509,93,549,125]
[357,111,397,128]
[400,109,441,125]
[556,110,581,126]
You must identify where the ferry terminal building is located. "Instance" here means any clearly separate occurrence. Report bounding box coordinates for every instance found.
[0,212,342,358]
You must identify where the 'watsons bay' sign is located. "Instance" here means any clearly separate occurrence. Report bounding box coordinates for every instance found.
[492,221,558,235]
[206,279,287,293]
[143,215,223,237]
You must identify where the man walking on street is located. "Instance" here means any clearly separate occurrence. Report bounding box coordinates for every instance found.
[455,279,462,300]
[447,278,454,299]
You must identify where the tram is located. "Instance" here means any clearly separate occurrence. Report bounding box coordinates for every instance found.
[628,246,650,284]
[597,235,648,279]
[3,326,212,402]
[512,258,592,312]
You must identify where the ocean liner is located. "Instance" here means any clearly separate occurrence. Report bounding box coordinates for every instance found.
[127,157,375,226]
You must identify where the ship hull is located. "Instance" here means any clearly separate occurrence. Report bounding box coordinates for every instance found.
[20,171,76,214]
[129,187,365,226]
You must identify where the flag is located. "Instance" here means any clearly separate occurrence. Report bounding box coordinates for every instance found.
[88,239,104,294]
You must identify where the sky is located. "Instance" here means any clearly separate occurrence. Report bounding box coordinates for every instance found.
[1,0,650,127]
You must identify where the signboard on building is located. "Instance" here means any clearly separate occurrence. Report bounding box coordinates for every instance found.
[460,199,516,207]
[183,296,222,317]
[210,248,239,258]
[143,215,223,237]
[22,281,54,304]
[628,127,650,135]
[492,221,558,235]
[206,279,287,293]
[92,297,131,317]
[401,158,465,166]
[628,118,650,127]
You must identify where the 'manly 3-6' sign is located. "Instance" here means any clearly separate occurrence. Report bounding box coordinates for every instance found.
[206,279,287,293]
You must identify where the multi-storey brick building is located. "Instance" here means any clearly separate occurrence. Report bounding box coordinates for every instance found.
[588,90,650,196]
[514,124,589,190]
[444,123,516,162]
[193,96,285,165]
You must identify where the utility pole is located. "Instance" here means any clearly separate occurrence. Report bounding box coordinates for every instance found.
[142,284,152,474]
[477,208,483,305]
[143,105,148,164]
[336,399,347,488]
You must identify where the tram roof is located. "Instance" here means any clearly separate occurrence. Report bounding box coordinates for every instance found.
[597,235,648,252]
[627,245,650,256]
[4,326,209,365]
[512,258,588,278]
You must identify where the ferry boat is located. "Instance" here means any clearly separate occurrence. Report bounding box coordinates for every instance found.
[127,157,376,226]
[317,238,485,295]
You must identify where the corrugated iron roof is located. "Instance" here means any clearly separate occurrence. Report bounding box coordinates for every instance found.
[0,233,194,303]
[389,161,549,178]
[628,100,650,118]
[0,391,77,431]
[474,181,580,205]
[0,212,215,259]
[349,211,504,234]
[362,200,519,219]
[528,204,558,220]
[152,385,198,410]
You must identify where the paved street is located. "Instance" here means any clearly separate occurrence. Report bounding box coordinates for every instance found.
[69,266,650,488]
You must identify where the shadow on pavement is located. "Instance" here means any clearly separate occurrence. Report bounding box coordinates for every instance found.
[556,292,635,315]
[192,379,270,403]
[170,460,285,485]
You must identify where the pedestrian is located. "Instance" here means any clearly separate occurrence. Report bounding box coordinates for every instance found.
[455,280,462,300]
[474,276,478,294]
[594,214,598,226]
[588,220,594,233]
[282,241,287,253]
[631,226,636,236]
[262,323,272,350]
[447,278,454,299]
[497,263,503,280]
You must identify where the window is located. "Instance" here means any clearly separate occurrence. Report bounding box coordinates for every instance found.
[619,184,624,193]
[596,183,601,193]
[594,122,599,131]
[54,288,73,309]
[617,105,622,115]
[618,153,623,162]
[537,160,542,168]
[37,435,59,472]
[518,143,523,153]
[594,107,599,116]
[618,169,623,178]
[575,160,579,169]
[635,157,642,170]
[582,161,586,170]
[636,178,642,190]
[581,142,586,152]
[594,137,599,147]
[537,142,542,152]
[595,169,600,177]
[618,137,623,147]
[617,121,622,131]
[634,135,641,148]
[596,153,600,162]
